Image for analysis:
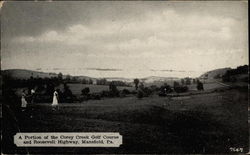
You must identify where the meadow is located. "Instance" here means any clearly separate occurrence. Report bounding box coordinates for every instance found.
[67,83,134,95]
[2,81,248,154]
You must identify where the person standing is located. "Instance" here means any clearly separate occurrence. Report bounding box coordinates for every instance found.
[52,90,59,111]
[28,88,36,118]
[31,88,36,104]
[21,90,28,112]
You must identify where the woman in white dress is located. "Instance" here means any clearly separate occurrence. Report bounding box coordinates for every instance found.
[21,91,28,111]
[52,90,59,111]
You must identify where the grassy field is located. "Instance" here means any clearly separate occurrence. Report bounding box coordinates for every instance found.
[2,84,248,154]
[64,84,134,95]
[14,83,135,97]
[68,80,230,95]
[188,79,230,91]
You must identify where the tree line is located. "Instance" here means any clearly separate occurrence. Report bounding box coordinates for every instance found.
[222,65,248,83]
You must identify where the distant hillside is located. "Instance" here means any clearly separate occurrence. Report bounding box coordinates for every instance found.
[2,69,58,79]
[138,76,179,87]
[104,77,133,83]
[199,68,231,79]
[104,76,180,84]
[141,76,180,83]
[1,69,181,84]
[1,69,92,80]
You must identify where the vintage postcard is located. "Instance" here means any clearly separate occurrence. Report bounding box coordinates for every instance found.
[1,1,249,154]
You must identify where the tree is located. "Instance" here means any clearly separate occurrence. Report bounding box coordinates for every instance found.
[197,81,204,91]
[88,79,93,84]
[109,82,119,97]
[139,82,144,90]
[134,78,139,90]
[174,85,188,93]
[173,81,180,88]
[159,83,172,96]
[81,87,90,96]
[45,82,55,96]
[66,74,71,83]
[222,65,248,82]
[63,83,73,102]
[185,77,191,85]
[58,72,63,82]
[143,87,153,97]
[72,77,78,83]
[181,79,185,85]
[97,78,107,85]
[196,79,200,83]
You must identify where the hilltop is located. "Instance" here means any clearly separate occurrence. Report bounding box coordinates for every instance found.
[1,69,94,81]
[199,67,231,79]
[141,76,179,83]
[2,69,58,79]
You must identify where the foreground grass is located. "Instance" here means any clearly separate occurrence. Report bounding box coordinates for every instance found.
[2,88,248,154]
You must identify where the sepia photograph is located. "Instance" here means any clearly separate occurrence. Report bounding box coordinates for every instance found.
[1,1,249,154]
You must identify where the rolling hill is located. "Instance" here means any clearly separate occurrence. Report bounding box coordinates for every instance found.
[1,69,180,84]
[141,76,180,83]
[199,68,231,79]
[1,69,93,81]
[1,69,58,79]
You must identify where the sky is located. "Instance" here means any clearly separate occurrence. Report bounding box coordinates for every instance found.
[1,1,248,78]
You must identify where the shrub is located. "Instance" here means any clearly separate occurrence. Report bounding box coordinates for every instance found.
[134,79,140,90]
[81,87,90,96]
[143,87,153,97]
[158,91,167,97]
[62,84,74,103]
[137,90,144,99]
[174,86,189,93]
[109,82,120,97]
[160,83,172,94]
[173,81,180,88]
[110,90,120,97]
[90,93,101,100]
[130,90,137,95]
[197,82,204,91]
[150,85,159,91]
[122,89,131,95]
[222,65,248,82]
[185,77,191,85]
[100,90,111,97]
[158,83,173,97]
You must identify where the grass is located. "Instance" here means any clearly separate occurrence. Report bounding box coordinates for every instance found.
[2,87,248,154]
[67,84,134,95]
[188,81,228,91]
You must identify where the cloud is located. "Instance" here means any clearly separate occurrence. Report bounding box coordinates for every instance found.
[86,68,122,71]
[13,9,238,55]
[4,4,248,78]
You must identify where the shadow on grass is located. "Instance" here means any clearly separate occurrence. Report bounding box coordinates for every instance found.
[2,97,248,154]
